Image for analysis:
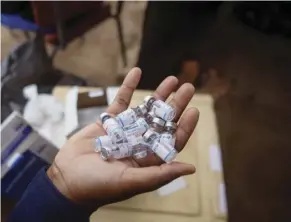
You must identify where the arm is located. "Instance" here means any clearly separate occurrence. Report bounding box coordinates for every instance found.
[8,167,92,222]
[8,67,199,221]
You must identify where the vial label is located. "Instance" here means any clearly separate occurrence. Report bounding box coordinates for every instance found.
[124,118,149,136]
[151,141,177,163]
[115,109,137,127]
[103,118,125,143]
[95,136,113,152]
[160,133,175,146]
[152,100,176,121]
[115,143,132,159]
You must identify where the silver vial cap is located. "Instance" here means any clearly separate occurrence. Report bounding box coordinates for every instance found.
[144,95,155,107]
[143,129,158,142]
[100,147,111,160]
[152,117,166,127]
[138,104,148,115]
[165,121,177,130]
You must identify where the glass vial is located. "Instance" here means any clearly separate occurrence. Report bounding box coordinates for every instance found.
[160,122,177,146]
[143,129,177,163]
[144,96,176,121]
[95,135,113,152]
[151,117,166,133]
[100,143,132,160]
[115,104,147,127]
[100,112,125,144]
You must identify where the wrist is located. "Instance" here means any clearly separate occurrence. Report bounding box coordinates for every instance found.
[47,163,72,202]
[47,163,98,213]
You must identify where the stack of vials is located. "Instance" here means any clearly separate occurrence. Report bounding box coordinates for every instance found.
[94,96,178,163]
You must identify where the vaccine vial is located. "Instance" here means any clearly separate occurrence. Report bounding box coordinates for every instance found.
[100,112,125,144]
[160,122,177,146]
[115,105,148,127]
[124,118,149,137]
[95,135,113,152]
[100,143,132,160]
[145,111,156,124]
[143,129,177,163]
[144,96,176,121]
[151,117,166,133]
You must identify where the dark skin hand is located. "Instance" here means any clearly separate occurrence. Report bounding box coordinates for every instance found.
[47,67,199,212]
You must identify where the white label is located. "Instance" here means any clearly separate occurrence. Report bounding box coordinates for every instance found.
[115,143,132,159]
[157,177,187,196]
[219,183,228,214]
[116,109,137,127]
[103,119,124,143]
[152,100,176,121]
[209,144,223,172]
[126,133,144,146]
[160,133,175,146]
[152,141,171,161]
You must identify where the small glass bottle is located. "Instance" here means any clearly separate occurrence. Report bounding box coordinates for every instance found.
[115,104,148,127]
[100,143,132,160]
[144,111,156,124]
[95,135,114,152]
[143,129,177,163]
[160,122,177,147]
[123,118,149,137]
[100,112,125,144]
[144,96,176,121]
[151,117,166,133]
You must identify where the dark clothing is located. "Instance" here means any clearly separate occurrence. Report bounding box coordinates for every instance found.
[8,168,91,222]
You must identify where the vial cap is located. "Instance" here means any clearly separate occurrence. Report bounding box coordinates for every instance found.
[144,95,155,106]
[165,121,177,130]
[152,117,166,127]
[100,147,111,160]
[143,129,158,142]
[100,112,110,121]
[138,104,148,115]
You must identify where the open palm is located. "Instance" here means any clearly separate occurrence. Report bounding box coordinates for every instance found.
[47,68,199,210]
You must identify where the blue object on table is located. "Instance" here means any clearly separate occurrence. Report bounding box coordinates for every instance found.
[1,13,55,34]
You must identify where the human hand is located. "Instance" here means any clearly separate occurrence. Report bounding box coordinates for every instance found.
[47,67,199,211]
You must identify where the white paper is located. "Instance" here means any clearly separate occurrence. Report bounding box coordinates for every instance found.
[65,87,79,136]
[88,90,104,98]
[106,87,120,105]
[209,144,223,172]
[219,183,228,214]
[157,177,187,196]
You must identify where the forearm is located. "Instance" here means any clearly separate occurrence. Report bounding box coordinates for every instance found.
[8,167,92,222]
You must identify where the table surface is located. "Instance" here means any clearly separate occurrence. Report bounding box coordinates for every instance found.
[53,86,226,222]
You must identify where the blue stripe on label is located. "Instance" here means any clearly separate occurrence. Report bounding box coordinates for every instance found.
[1,126,32,164]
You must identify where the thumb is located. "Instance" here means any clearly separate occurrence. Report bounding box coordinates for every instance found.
[123,162,196,194]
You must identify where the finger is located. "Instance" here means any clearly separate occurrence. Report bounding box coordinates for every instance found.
[122,162,195,193]
[152,76,178,101]
[106,67,142,115]
[168,83,195,121]
[175,107,199,152]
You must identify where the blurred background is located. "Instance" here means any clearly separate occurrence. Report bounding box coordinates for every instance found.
[1,1,291,222]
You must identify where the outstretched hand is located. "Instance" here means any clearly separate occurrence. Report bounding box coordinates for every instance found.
[47,67,199,211]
